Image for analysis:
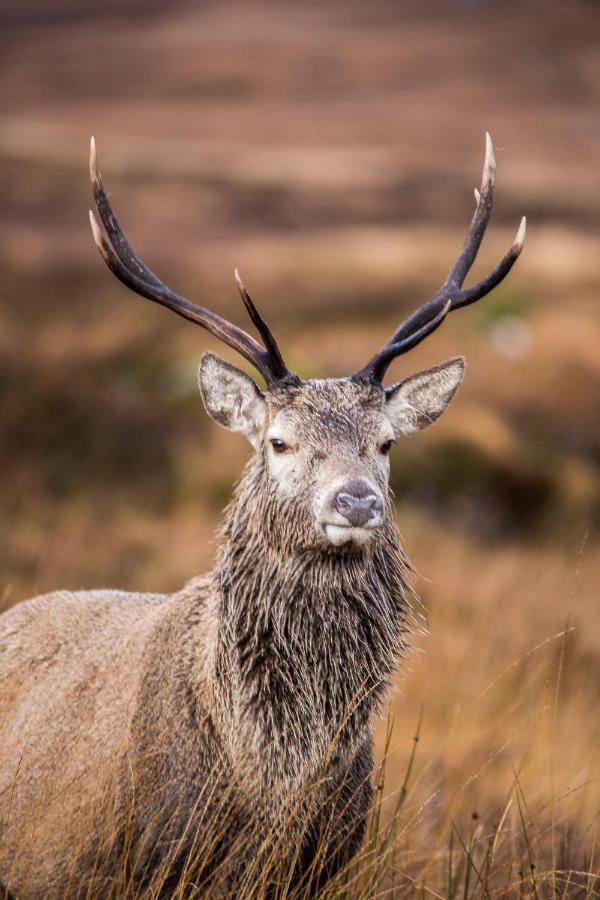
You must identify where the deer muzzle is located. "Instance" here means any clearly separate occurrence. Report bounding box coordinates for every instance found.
[321,478,385,546]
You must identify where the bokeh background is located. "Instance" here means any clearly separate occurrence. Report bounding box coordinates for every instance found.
[1,0,599,890]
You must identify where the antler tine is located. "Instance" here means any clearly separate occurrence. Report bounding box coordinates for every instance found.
[445,131,496,290]
[234,269,288,381]
[88,138,289,386]
[354,134,526,384]
[89,137,163,290]
[451,214,526,309]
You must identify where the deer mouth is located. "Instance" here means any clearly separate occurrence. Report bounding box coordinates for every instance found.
[323,523,380,547]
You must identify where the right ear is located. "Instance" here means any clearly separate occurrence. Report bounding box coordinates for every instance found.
[384,356,465,435]
[198,353,266,447]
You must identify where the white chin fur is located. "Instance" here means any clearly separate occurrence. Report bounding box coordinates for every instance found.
[324,524,375,547]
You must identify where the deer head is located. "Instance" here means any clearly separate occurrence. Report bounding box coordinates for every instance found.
[89,134,525,549]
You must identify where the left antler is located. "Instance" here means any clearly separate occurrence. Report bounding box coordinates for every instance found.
[88,138,290,385]
[353,133,526,384]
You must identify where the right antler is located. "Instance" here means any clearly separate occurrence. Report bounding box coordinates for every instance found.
[88,138,290,385]
[353,133,526,384]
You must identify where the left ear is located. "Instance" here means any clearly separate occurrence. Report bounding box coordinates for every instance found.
[198,352,267,447]
[384,357,465,435]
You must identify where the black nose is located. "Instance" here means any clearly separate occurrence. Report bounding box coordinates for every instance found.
[334,483,383,528]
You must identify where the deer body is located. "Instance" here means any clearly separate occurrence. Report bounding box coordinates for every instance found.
[0,382,409,897]
[0,136,524,897]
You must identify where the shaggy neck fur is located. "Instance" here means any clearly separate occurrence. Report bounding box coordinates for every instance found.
[211,450,411,796]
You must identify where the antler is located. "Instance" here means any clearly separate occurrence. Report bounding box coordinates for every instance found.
[354,133,526,383]
[88,138,289,385]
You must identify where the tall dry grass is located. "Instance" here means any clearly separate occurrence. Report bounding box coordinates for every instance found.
[2,668,598,898]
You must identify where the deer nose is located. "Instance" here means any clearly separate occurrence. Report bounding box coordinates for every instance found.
[334,488,383,528]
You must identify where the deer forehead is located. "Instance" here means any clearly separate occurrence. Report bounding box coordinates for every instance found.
[265,378,391,447]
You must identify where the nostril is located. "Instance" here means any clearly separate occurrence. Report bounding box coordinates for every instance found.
[334,490,383,527]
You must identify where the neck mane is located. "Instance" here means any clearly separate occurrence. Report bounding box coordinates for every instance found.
[212,455,413,791]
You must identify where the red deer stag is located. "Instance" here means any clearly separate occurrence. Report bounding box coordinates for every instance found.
[0,134,525,898]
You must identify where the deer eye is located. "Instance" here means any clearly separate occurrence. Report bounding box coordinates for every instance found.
[269,438,290,454]
[379,439,394,455]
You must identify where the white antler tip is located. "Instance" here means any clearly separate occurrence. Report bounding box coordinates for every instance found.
[483,131,496,182]
[234,268,244,289]
[88,210,104,248]
[514,216,527,250]
[89,136,99,179]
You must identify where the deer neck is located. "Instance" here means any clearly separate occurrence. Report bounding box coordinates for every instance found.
[210,458,411,791]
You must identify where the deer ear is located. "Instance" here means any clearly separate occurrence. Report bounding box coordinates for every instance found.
[384,357,465,435]
[198,353,266,446]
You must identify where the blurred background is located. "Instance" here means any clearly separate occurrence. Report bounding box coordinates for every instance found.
[1,0,599,889]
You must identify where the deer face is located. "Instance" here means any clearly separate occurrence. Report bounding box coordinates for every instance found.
[199,353,464,548]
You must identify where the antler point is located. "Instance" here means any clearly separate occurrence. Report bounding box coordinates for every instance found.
[483,132,496,182]
[88,208,99,236]
[88,210,109,262]
[89,136,99,183]
[514,216,527,250]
